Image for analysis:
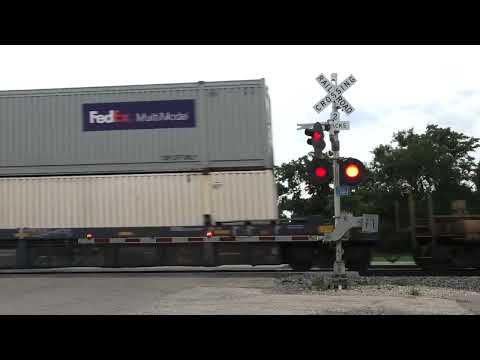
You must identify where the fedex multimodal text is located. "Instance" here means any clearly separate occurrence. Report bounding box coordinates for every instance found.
[83,99,195,131]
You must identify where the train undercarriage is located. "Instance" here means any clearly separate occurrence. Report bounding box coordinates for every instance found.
[0,241,373,273]
[0,219,375,272]
[396,195,480,271]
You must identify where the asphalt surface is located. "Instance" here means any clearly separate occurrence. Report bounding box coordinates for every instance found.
[0,272,276,314]
[0,267,478,314]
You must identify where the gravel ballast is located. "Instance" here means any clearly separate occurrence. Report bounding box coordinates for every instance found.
[273,272,480,300]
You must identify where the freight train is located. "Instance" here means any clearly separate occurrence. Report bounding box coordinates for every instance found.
[0,79,477,272]
[394,195,480,271]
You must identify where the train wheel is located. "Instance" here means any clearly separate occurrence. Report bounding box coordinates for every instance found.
[345,247,371,275]
[284,245,314,271]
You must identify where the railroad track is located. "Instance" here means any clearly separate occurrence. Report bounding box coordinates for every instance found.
[1,264,480,276]
[366,265,480,276]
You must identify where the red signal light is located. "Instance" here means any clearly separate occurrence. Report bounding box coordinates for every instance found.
[309,159,332,185]
[315,167,328,178]
[206,231,213,238]
[305,124,326,156]
[86,233,93,239]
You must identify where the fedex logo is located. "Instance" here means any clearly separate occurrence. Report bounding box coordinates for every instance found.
[83,100,196,131]
[89,110,129,124]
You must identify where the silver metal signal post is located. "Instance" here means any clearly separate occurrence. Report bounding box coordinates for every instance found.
[329,73,347,289]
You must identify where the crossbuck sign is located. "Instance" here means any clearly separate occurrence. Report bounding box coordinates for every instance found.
[313,74,357,115]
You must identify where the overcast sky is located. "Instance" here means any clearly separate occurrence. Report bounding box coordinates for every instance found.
[1,45,479,166]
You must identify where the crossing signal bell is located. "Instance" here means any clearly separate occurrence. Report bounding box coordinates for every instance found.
[309,158,333,185]
[305,122,326,157]
[339,158,366,186]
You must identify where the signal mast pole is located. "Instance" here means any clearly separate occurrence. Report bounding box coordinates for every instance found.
[330,73,346,288]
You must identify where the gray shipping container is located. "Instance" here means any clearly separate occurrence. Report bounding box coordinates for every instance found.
[0,79,273,176]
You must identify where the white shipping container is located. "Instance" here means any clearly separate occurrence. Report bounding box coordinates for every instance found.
[0,170,278,228]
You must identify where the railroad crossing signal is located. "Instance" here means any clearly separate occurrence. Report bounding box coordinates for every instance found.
[309,158,333,185]
[339,158,366,186]
[308,157,366,187]
[305,122,326,158]
[313,74,357,115]
[301,71,377,288]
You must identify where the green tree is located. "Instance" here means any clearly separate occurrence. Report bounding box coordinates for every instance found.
[369,125,479,214]
[274,153,334,221]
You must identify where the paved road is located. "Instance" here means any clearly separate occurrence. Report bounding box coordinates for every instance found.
[0,271,477,314]
[0,272,276,314]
